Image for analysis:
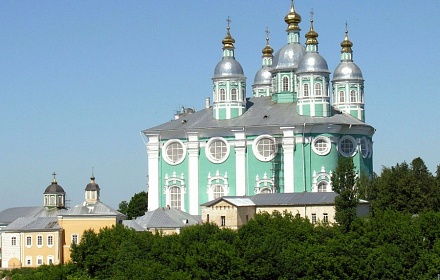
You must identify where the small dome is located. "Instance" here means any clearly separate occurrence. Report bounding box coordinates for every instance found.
[85,176,100,191]
[272,44,306,71]
[297,53,330,74]
[253,66,272,85]
[44,181,65,195]
[333,61,363,81]
[213,57,245,79]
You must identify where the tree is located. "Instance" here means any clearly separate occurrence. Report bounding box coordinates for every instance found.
[332,156,359,232]
[118,191,148,219]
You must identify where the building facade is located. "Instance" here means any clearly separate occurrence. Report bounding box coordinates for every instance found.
[142,3,374,215]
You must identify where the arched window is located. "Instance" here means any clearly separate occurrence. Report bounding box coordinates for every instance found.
[303,83,309,97]
[282,76,289,91]
[317,181,328,192]
[231,89,237,101]
[315,83,322,96]
[212,185,224,199]
[339,91,345,103]
[219,89,226,101]
[350,90,357,102]
[169,186,181,209]
[241,89,245,101]
[260,187,272,194]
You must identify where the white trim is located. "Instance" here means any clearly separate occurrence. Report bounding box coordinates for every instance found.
[253,135,278,162]
[162,139,187,165]
[338,135,357,157]
[47,234,54,248]
[187,132,199,215]
[207,170,229,201]
[36,235,43,248]
[234,132,246,196]
[146,134,160,211]
[312,136,331,156]
[205,137,230,164]
[282,128,295,193]
[359,137,369,158]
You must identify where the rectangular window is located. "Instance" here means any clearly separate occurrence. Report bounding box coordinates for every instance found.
[47,235,53,246]
[11,236,17,246]
[246,215,249,222]
[323,213,329,223]
[221,216,226,226]
[206,214,209,223]
[26,257,32,266]
[37,235,43,246]
[311,213,317,224]
[27,236,32,246]
[37,258,43,265]
[72,234,78,245]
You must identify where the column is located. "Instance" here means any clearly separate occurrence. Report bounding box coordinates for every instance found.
[146,134,160,211]
[281,127,295,193]
[234,130,246,196]
[187,132,200,215]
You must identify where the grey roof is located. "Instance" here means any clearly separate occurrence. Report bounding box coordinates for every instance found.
[134,208,200,229]
[296,52,330,74]
[3,217,60,232]
[0,207,67,225]
[44,182,66,194]
[143,96,373,137]
[272,43,306,71]
[201,196,255,207]
[251,192,338,206]
[122,220,146,231]
[63,201,122,217]
[213,57,245,79]
[333,61,363,82]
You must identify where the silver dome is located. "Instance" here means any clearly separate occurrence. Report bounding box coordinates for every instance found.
[333,61,363,81]
[272,43,306,70]
[296,53,330,74]
[213,57,245,79]
[253,66,272,85]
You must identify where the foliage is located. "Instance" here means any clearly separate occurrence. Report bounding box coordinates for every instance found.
[118,191,148,219]
[332,156,359,232]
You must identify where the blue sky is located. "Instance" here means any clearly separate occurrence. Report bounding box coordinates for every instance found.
[1,1,439,210]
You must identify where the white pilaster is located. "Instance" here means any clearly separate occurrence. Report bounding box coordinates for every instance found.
[234,130,246,196]
[187,132,199,215]
[281,128,295,193]
[146,134,160,210]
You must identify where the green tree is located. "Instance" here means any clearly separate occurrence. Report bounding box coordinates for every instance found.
[119,191,148,219]
[332,156,359,232]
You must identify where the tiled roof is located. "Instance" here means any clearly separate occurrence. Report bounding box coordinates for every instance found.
[134,208,200,229]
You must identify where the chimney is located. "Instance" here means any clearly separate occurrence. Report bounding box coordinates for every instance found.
[205,97,210,109]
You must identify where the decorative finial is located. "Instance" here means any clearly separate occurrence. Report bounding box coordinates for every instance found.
[262,27,274,57]
[341,21,353,53]
[310,8,314,22]
[285,0,301,31]
[265,26,270,42]
[52,172,57,183]
[222,16,235,49]
[305,9,318,45]
[90,167,95,182]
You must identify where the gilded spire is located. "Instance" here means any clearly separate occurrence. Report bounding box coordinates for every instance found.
[341,21,353,53]
[305,9,318,45]
[284,0,301,31]
[262,27,274,57]
[222,16,235,50]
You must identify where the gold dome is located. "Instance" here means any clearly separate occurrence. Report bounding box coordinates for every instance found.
[305,18,318,45]
[222,17,235,49]
[284,1,301,31]
[341,25,353,53]
[262,28,274,57]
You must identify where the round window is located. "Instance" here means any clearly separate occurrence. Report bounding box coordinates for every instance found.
[253,135,277,161]
[312,136,331,156]
[163,139,186,165]
[360,137,369,158]
[205,137,230,163]
[338,135,357,157]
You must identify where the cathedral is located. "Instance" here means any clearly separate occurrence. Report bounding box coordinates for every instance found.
[142,2,374,215]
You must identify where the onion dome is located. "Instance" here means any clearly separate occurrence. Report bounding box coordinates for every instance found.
[297,17,329,74]
[333,26,363,81]
[85,174,100,192]
[44,172,65,195]
[272,1,305,71]
[284,0,302,32]
[254,29,274,85]
[213,17,245,79]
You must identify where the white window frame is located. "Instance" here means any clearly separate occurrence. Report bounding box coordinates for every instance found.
[231,88,237,101]
[26,256,32,266]
[11,236,17,246]
[47,235,54,247]
[282,76,289,91]
[312,136,331,156]
[219,88,226,101]
[317,181,329,192]
[311,213,317,224]
[26,236,32,248]
[339,90,345,103]
[303,83,309,97]
[71,234,78,245]
[37,235,43,248]
[350,90,357,102]
[360,137,369,158]
[169,186,182,210]
[36,255,44,266]
[338,135,357,157]
[47,255,54,265]
[323,213,329,223]
[205,137,230,164]
[162,139,186,165]
[315,83,322,96]
[253,135,278,162]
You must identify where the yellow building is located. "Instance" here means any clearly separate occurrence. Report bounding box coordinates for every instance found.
[201,192,370,229]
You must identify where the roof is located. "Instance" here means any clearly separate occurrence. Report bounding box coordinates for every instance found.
[201,192,362,207]
[133,208,200,229]
[2,217,60,232]
[62,201,122,217]
[122,220,146,231]
[143,97,373,138]
[0,207,67,225]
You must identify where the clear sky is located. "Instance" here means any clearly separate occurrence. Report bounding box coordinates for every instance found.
[1,1,439,211]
